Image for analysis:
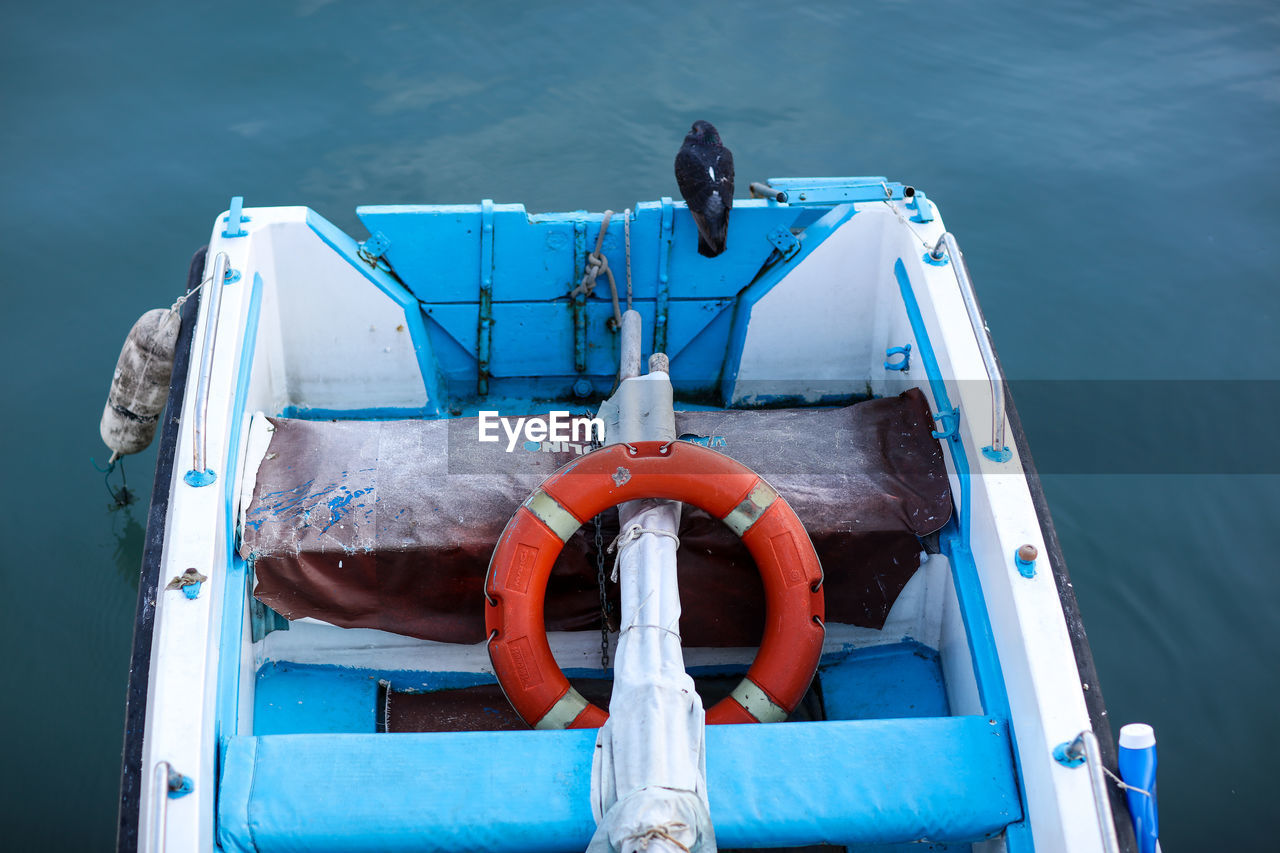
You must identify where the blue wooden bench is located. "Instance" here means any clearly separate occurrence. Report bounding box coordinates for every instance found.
[218,716,1022,852]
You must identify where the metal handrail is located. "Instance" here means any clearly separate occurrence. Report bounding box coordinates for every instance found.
[188,251,228,484]
[1059,731,1122,853]
[149,760,193,852]
[150,761,172,853]
[929,233,1007,459]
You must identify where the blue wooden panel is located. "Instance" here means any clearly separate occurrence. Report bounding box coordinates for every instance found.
[493,211,579,302]
[356,201,804,304]
[626,200,804,299]
[422,298,732,380]
[356,204,487,302]
[218,716,1020,852]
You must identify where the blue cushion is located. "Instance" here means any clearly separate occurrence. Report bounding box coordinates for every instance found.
[218,716,1021,852]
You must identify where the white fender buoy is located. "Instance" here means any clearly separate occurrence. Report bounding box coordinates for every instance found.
[100,308,182,460]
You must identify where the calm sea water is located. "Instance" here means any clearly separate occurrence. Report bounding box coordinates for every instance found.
[2,1,1277,848]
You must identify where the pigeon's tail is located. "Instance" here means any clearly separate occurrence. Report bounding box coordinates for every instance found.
[694,193,729,258]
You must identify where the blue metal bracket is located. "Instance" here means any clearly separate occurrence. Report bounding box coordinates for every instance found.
[909,191,936,223]
[357,231,391,268]
[983,445,1014,463]
[931,407,960,440]
[1052,741,1086,768]
[167,769,195,798]
[477,200,495,396]
[655,198,674,354]
[923,249,949,267]
[766,227,801,262]
[182,581,203,600]
[222,196,249,238]
[572,219,588,374]
[884,344,912,371]
[184,468,216,488]
[224,268,241,284]
[765,176,907,205]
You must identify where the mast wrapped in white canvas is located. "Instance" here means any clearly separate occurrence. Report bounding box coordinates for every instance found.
[589,366,716,853]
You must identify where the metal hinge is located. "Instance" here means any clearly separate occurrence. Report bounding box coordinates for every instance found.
[766,227,801,262]
[358,231,392,268]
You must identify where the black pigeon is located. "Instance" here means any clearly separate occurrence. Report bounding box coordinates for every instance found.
[675,120,735,257]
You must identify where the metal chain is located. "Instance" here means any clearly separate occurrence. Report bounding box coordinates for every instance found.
[624,207,632,311]
[588,424,612,670]
[594,512,610,669]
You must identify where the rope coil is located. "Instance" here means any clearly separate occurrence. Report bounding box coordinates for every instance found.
[570,209,625,330]
[607,523,681,582]
[621,825,692,853]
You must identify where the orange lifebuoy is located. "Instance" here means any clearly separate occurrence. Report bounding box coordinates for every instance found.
[484,440,825,729]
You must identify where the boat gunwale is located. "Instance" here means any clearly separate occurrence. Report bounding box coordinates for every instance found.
[1000,374,1138,853]
[116,246,206,853]
[944,239,1134,848]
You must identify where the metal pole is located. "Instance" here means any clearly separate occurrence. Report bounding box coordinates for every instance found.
[748,182,788,203]
[931,233,1007,458]
[619,310,642,381]
[1082,732,1123,853]
[190,251,228,479]
[1057,732,1123,853]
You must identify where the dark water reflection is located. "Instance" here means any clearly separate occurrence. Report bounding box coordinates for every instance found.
[111,506,145,591]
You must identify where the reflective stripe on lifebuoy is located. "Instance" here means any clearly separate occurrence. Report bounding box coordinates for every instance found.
[484,440,825,729]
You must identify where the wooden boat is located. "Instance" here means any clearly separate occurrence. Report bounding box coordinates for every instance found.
[113,180,1144,851]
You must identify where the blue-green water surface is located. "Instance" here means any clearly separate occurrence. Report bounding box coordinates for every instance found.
[2,1,1277,849]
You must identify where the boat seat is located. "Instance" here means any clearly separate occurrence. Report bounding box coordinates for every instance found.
[240,390,952,646]
[218,716,1021,852]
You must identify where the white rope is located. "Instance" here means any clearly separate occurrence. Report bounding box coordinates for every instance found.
[620,825,691,853]
[606,523,681,582]
[170,272,213,314]
[1101,764,1152,798]
[880,199,934,250]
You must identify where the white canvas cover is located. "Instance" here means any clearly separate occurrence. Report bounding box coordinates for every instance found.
[589,372,716,853]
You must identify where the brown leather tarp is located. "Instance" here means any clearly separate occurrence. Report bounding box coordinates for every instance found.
[241,390,951,647]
